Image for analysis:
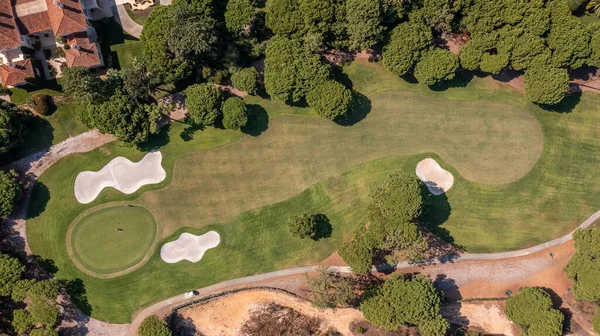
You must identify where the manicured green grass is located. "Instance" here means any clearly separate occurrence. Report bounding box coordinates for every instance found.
[26,61,600,322]
[70,205,157,275]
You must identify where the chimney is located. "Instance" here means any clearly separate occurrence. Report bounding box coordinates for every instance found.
[71,44,80,50]
[53,0,64,7]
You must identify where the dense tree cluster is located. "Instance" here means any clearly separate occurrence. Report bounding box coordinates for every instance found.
[339,173,427,273]
[360,274,449,335]
[0,170,21,219]
[0,254,61,336]
[306,266,357,309]
[565,229,600,300]
[0,100,30,155]
[139,315,172,336]
[505,287,564,336]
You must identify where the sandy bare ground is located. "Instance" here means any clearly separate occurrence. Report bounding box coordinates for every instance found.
[160,231,220,263]
[415,158,454,195]
[455,303,516,336]
[176,290,363,335]
[74,151,166,204]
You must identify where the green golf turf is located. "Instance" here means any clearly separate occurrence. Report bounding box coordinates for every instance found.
[25,61,600,322]
[69,205,157,275]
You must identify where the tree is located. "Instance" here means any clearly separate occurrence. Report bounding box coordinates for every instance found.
[166,2,218,61]
[266,0,304,36]
[222,97,248,130]
[360,274,448,335]
[588,26,600,67]
[139,315,172,336]
[231,67,258,95]
[346,0,383,51]
[547,0,590,69]
[0,254,24,296]
[29,299,59,328]
[524,65,569,105]
[29,328,59,336]
[417,0,464,32]
[287,213,318,239]
[79,90,162,145]
[369,173,423,223]
[306,266,357,309]
[11,309,32,334]
[185,84,223,126]
[60,67,104,101]
[510,34,550,71]
[306,80,352,120]
[565,229,600,300]
[383,22,432,77]
[413,48,458,86]
[505,287,564,336]
[0,170,21,219]
[589,0,600,16]
[593,307,600,335]
[479,52,509,74]
[0,100,29,154]
[225,0,255,34]
[122,62,153,103]
[338,234,375,274]
[264,37,330,103]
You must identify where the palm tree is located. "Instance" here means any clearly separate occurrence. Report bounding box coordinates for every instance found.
[588,0,600,17]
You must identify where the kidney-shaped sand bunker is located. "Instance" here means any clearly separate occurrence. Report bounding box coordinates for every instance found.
[160,231,221,263]
[74,151,166,204]
[415,158,454,195]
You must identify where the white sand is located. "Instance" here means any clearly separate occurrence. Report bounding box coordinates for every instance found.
[160,231,221,263]
[415,158,454,195]
[74,151,166,204]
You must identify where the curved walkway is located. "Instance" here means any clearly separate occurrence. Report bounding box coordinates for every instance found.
[112,4,143,38]
[125,209,600,336]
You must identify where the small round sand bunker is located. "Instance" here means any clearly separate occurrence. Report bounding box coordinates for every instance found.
[160,231,220,263]
[415,158,454,195]
[74,151,166,204]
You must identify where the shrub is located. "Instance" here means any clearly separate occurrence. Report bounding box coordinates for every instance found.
[185,84,222,126]
[565,229,600,300]
[504,287,564,336]
[222,97,248,130]
[139,315,172,336]
[524,65,569,105]
[338,235,373,274]
[28,94,51,115]
[231,67,258,95]
[306,80,352,120]
[287,213,318,239]
[413,48,458,86]
[0,170,21,219]
[355,326,366,334]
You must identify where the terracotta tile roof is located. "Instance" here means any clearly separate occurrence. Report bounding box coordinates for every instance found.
[16,11,52,35]
[45,0,87,36]
[64,31,100,68]
[0,58,34,87]
[0,0,21,50]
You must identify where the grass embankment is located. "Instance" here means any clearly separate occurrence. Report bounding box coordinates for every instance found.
[26,61,600,322]
[70,205,157,275]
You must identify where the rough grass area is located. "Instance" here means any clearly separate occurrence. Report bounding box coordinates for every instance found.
[25,61,600,322]
[70,205,157,275]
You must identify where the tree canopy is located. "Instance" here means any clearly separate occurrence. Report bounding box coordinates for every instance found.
[222,97,248,130]
[524,65,569,105]
[287,213,318,239]
[0,100,29,155]
[185,84,223,126]
[0,254,24,297]
[231,67,259,95]
[346,0,383,51]
[504,287,564,336]
[414,48,459,86]
[360,274,448,335]
[139,315,172,336]
[383,21,432,77]
[565,229,600,301]
[225,0,255,34]
[369,173,423,223]
[306,80,352,120]
[0,170,21,219]
[306,266,357,309]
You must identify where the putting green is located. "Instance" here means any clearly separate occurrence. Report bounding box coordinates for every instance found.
[69,205,157,275]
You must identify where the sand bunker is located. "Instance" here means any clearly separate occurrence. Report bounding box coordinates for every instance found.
[415,158,454,195]
[160,231,220,263]
[74,151,166,204]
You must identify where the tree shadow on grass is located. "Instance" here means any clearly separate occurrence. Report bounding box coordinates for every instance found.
[419,184,453,243]
[242,104,269,136]
[540,92,581,114]
[312,214,332,241]
[179,123,205,142]
[64,278,93,316]
[138,123,172,151]
[27,181,50,220]
[429,71,474,92]
[334,92,371,127]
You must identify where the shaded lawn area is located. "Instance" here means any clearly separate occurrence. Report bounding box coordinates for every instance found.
[124,4,153,26]
[91,17,142,70]
[26,61,600,322]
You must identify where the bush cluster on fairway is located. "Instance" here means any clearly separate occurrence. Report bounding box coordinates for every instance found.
[231,67,259,95]
[565,229,600,300]
[222,97,249,130]
[185,84,223,126]
[504,287,564,336]
[306,80,352,120]
[287,213,318,239]
[339,173,426,273]
[360,274,449,335]
[139,315,172,336]
[0,170,21,219]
